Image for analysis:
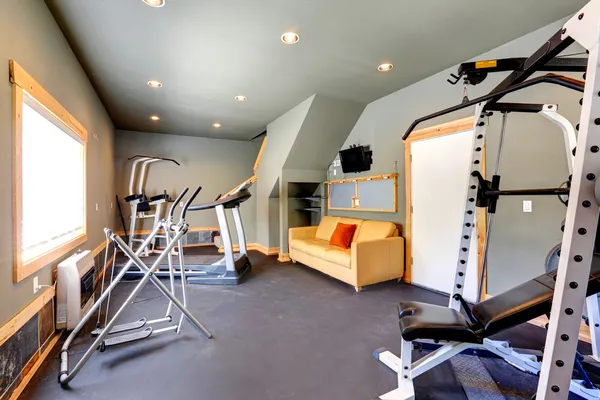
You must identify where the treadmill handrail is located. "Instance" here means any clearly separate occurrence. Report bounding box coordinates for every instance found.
[188,190,252,212]
[402,74,584,140]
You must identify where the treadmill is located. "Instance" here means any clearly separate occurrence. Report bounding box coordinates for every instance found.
[119,178,254,284]
[184,186,252,284]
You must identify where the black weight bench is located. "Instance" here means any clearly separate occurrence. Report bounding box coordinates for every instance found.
[374,257,600,400]
[398,259,600,344]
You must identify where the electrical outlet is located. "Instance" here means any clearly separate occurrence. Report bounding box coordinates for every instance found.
[180,202,184,207]
[111,202,113,209]
[95,203,99,212]
[333,170,337,176]
[523,200,532,213]
[33,276,39,294]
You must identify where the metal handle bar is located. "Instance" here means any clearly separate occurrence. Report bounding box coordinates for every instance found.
[181,186,202,220]
[127,154,181,166]
[169,188,189,219]
[402,74,584,140]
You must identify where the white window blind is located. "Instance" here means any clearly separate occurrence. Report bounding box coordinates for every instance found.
[20,94,85,263]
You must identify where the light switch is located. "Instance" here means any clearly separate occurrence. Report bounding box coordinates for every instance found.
[523,200,532,213]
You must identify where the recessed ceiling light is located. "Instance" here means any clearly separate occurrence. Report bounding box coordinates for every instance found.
[378,63,394,72]
[281,32,299,44]
[149,115,160,121]
[142,0,165,7]
[148,80,162,88]
[212,122,222,128]
[235,95,247,101]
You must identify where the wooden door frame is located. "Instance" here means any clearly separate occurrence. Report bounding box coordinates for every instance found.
[404,116,488,298]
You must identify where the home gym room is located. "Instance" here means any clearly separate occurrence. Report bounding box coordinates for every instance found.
[2,0,600,399]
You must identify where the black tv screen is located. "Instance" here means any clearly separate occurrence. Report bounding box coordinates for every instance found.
[339,146,372,173]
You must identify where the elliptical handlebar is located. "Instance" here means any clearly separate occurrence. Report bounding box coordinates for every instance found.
[128,154,181,166]
[181,186,202,221]
[169,188,189,219]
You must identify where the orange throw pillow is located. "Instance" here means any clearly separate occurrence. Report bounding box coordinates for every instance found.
[329,223,357,249]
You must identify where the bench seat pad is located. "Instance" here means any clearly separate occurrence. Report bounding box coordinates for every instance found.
[398,301,480,343]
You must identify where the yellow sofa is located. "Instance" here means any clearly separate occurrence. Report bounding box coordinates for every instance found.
[288,216,404,291]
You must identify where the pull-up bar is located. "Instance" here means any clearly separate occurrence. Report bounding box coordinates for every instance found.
[402,74,584,140]
[127,154,181,166]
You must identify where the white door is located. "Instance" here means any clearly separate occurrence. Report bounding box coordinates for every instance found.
[410,130,480,303]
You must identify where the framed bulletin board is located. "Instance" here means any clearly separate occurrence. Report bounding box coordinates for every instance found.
[327,174,398,212]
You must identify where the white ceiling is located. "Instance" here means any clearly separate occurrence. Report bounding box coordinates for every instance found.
[46,0,586,141]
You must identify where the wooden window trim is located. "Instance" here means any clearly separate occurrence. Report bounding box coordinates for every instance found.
[10,60,88,282]
[326,173,399,213]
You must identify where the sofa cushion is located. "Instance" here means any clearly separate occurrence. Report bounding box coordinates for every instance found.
[302,239,331,258]
[324,248,351,268]
[338,218,363,242]
[329,223,358,249]
[355,220,396,243]
[290,238,312,253]
[315,216,341,241]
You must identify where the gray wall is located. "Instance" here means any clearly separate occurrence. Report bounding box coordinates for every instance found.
[0,1,116,325]
[284,96,366,169]
[256,96,315,248]
[279,169,327,252]
[269,197,280,247]
[256,94,365,250]
[330,18,579,295]
[115,130,259,243]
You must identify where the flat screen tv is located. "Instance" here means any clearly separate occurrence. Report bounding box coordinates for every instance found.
[339,146,372,173]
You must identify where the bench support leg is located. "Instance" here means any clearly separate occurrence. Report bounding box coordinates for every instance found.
[373,339,415,399]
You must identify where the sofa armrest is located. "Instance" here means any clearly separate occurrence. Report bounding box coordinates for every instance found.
[289,226,318,241]
[351,237,405,286]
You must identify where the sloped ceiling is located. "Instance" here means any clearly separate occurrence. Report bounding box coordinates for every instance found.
[283,95,365,170]
[46,0,585,140]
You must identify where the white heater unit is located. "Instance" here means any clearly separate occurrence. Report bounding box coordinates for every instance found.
[56,250,95,330]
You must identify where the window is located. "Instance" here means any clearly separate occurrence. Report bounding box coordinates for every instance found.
[11,60,87,282]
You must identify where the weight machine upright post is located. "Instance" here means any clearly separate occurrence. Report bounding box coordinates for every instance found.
[149,201,163,254]
[537,5,600,398]
[477,112,508,303]
[128,202,138,253]
[128,157,150,196]
[137,159,161,195]
[449,103,487,310]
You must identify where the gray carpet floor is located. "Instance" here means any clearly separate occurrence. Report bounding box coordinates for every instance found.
[21,248,590,400]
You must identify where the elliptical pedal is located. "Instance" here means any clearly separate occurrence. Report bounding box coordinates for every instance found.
[91,318,147,337]
[103,327,153,348]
